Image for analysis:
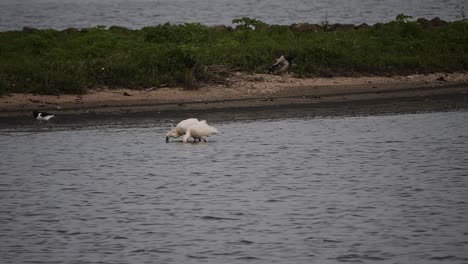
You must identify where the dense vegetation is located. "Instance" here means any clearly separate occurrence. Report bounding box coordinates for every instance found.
[0,16,467,94]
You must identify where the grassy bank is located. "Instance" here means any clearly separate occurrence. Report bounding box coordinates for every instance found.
[0,16,467,95]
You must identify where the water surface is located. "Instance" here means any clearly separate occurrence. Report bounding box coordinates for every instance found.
[0,0,465,31]
[0,111,467,263]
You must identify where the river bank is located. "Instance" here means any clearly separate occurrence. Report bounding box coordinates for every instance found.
[0,72,467,126]
[1,18,467,96]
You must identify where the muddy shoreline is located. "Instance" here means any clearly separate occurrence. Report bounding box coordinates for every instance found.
[0,73,467,129]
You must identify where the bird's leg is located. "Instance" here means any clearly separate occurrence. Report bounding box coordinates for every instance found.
[202,138,207,142]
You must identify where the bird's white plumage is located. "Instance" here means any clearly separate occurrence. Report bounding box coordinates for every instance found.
[33,111,55,121]
[268,55,289,74]
[166,118,205,142]
[36,114,55,121]
[182,122,219,143]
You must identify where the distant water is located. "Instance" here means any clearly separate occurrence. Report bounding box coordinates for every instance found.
[1,111,467,263]
[0,0,466,31]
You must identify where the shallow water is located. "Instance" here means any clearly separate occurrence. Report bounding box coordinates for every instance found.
[0,0,465,31]
[0,110,467,263]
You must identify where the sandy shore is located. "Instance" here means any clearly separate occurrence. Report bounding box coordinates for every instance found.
[1,72,467,120]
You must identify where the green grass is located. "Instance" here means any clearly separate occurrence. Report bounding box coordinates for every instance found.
[0,18,467,94]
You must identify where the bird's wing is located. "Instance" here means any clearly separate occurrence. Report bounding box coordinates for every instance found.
[268,60,287,73]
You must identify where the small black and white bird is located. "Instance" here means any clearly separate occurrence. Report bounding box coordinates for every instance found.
[33,111,55,121]
[33,111,55,128]
[268,54,293,75]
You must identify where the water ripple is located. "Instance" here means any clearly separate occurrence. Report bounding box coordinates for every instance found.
[0,111,467,263]
[0,0,462,31]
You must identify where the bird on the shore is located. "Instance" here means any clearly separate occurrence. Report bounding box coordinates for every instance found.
[267,54,293,75]
[182,122,219,143]
[33,110,55,128]
[166,118,205,143]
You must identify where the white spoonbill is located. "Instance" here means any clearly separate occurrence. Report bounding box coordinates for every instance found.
[166,118,205,143]
[182,122,219,143]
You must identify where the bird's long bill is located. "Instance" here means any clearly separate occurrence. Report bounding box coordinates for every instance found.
[166,136,169,143]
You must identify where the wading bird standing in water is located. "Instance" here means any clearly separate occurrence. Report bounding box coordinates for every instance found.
[166,118,204,143]
[33,111,55,128]
[182,121,219,143]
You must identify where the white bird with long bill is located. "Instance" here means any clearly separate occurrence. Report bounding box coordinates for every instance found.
[165,118,204,143]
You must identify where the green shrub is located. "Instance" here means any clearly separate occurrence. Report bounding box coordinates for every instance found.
[0,18,467,94]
